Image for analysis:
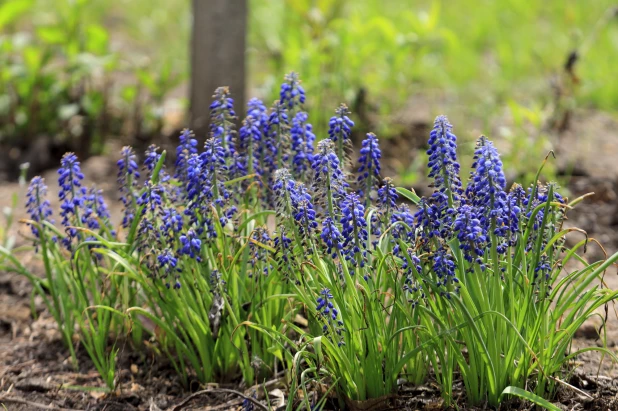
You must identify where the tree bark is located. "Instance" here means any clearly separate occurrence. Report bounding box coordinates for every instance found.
[190,0,247,139]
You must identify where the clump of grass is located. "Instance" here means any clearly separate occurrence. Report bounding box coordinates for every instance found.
[3,72,616,409]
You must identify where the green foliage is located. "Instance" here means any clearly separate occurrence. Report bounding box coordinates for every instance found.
[0,0,185,159]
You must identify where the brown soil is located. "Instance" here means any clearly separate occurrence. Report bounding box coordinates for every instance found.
[1,110,618,410]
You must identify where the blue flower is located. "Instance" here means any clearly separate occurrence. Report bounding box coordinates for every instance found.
[58,153,87,247]
[238,115,263,177]
[427,116,462,202]
[161,207,183,234]
[200,137,230,204]
[266,101,290,170]
[524,183,564,252]
[390,204,416,248]
[249,227,272,276]
[117,146,140,228]
[357,133,381,205]
[25,177,53,239]
[174,129,198,182]
[272,169,297,217]
[466,136,509,250]
[246,98,269,138]
[289,111,315,178]
[137,182,164,214]
[340,193,368,277]
[402,250,425,307]
[453,205,486,265]
[210,86,236,155]
[500,185,524,249]
[82,187,113,233]
[274,226,293,276]
[432,247,459,296]
[414,192,452,244]
[279,72,306,112]
[316,288,345,346]
[180,229,202,260]
[157,248,180,288]
[293,196,318,237]
[144,144,170,183]
[377,177,398,212]
[311,139,347,215]
[321,217,343,258]
[328,104,354,162]
[247,97,268,121]
[534,255,552,282]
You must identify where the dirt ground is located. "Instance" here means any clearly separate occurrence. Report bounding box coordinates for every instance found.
[1,110,617,410]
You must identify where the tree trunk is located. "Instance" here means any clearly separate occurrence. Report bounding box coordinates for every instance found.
[190,0,247,139]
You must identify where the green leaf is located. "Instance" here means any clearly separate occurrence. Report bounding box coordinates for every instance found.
[0,0,34,30]
[396,187,421,205]
[37,26,66,44]
[85,23,109,54]
[500,386,561,411]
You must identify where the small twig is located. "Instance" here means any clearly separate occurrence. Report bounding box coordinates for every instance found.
[0,395,82,411]
[548,376,593,399]
[168,388,269,411]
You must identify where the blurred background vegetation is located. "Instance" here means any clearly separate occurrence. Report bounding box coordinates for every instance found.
[1,0,618,185]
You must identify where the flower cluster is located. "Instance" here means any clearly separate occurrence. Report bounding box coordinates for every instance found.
[279,71,306,112]
[16,69,609,411]
[25,176,53,239]
[357,132,381,205]
[316,288,345,347]
[328,104,354,163]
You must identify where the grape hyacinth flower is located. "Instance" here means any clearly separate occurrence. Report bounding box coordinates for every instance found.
[453,205,486,265]
[249,227,272,276]
[266,101,290,169]
[144,144,170,183]
[161,207,184,235]
[328,104,354,164]
[279,72,306,112]
[247,97,268,122]
[157,248,180,288]
[357,132,382,206]
[427,116,462,205]
[340,193,369,277]
[311,139,347,216]
[238,115,262,177]
[377,177,398,211]
[174,129,198,182]
[500,187,523,251]
[293,196,318,238]
[316,288,345,347]
[466,136,510,253]
[432,247,459,296]
[402,250,425,308]
[58,153,87,248]
[376,177,399,237]
[414,194,449,245]
[117,146,140,228]
[137,182,164,215]
[390,204,416,253]
[82,187,114,234]
[534,255,552,283]
[289,111,315,179]
[180,229,202,260]
[321,216,343,258]
[210,86,236,154]
[274,226,294,278]
[25,177,53,240]
[200,137,230,204]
